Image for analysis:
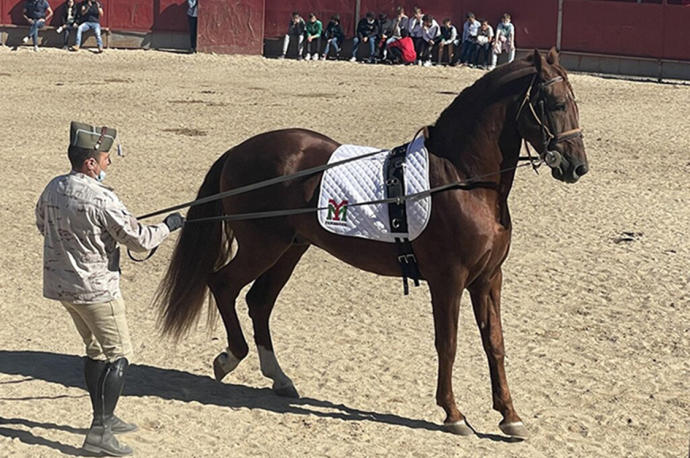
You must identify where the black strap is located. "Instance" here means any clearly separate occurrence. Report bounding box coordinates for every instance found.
[127,246,158,263]
[385,143,421,295]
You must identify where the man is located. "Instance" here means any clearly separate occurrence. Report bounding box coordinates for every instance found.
[303,12,322,61]
[35,122,184,456]
[407,6,424,64]
[419,14,440,67]
[437,17,457,65]
[458,12,480,65]
[280,11,305,60]
[71,0,104,53]
[321,14,344,61]
[22,0,53,52]
[490,12,516,70]
[381,6,408,61]
[187,0,198,53]
[350,11,379,63]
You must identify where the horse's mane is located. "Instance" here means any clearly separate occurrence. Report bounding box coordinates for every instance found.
[433,59,537,140]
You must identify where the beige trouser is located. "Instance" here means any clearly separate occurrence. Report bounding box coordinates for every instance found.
[61,296,133,362]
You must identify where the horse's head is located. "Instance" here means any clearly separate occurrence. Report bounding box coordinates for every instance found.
[517,48,589,183]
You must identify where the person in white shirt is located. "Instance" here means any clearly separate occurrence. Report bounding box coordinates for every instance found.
[458,12,480,65]
[437,17,457,65]
[473,19,494,69]
[420,15,440,67]
[490,12,516,70]
[407,6,424,63]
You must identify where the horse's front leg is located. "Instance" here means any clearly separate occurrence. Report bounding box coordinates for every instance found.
[469,268,528,439]
[429,279,474,436]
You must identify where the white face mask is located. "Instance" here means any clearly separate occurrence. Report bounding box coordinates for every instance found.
[96,170,106,182]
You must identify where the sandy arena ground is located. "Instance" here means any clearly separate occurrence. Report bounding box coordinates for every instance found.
[0,47,688,457]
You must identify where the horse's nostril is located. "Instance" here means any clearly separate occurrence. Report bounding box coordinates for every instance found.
[575,164,589,177]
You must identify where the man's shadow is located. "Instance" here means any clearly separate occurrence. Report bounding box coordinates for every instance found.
[0,350,512,454]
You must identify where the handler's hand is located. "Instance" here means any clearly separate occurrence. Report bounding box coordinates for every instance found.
[163,212,185,232]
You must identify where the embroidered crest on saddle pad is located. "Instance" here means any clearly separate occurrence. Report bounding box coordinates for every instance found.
[317,132,431,242]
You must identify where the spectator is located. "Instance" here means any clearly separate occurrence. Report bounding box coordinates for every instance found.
[407,6,424,63]
[382,6,408,60]
[71,0,104,53]
[187,0,198,53]
[437,18,457,65]
[419,14,440,67]
[458,12,480,65]
[321,14,344,60]
[304,13,322,60]
[280,11,306,60]
[55,0,78,50]
[386,28,416,65]
[351,11,379,63]
[376,13,393,59]
[473,19,494,69]
[491,13,516,70]
[22,0,53,52]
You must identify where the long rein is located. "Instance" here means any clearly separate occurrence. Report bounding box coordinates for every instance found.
[127,148,537,262]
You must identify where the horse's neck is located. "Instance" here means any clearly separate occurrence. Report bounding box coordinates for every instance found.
[427,101,522,199]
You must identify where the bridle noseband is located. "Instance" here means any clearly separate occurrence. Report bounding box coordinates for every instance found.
[517,73,583,169]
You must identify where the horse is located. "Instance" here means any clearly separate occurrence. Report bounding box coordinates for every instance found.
[154,48,588,439]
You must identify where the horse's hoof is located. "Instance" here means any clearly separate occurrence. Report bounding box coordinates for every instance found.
[213,351,240,382]
[273,383,300,399]
[499,421,528,440]
[442,419,474,436]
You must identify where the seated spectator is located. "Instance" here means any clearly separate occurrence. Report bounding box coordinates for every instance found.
[419,14,440,67]
[376,13,393,59]
[473,19,494,69]
[407,6,424,63]
[351,12,379,63]
[22,0,53,52]
[385,28,416,65]
[437,18,457,65]
[71,0,104,53]
[280,11,306,60]
[382,6,408,60]
[490,13,516,70]
[304,12,323,61]
[458,12,480,65]
[321,14,344,60]
[56,0,78,49]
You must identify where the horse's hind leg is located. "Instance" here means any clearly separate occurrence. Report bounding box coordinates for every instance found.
[208,232,292,382]
[468,269,528,440]
[246,244,309,398]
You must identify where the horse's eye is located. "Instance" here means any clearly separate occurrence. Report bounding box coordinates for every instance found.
[553,103,566,111]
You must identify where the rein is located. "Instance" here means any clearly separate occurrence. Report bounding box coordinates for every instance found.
[182,164,534,225]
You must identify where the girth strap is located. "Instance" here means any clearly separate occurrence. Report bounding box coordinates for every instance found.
[385,143,421,295]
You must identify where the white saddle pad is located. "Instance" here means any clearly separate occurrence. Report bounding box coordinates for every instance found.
[317,132,431,242]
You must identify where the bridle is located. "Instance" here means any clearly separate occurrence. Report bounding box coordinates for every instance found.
[516,73,583,170]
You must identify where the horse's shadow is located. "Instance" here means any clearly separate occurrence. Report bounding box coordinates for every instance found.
[0,350,512,451]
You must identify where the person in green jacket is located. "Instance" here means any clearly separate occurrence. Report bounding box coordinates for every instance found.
[304,12,323,61]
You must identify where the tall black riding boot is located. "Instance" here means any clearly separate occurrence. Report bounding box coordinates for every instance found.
[84,357,137,434]
[82,358,133,456]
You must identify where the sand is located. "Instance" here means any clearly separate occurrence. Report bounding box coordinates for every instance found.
[0,46,688,457]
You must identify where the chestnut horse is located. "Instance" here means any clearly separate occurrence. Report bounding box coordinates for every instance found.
[155,49,588,439]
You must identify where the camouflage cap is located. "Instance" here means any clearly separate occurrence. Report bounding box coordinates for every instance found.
[70,121,117,152]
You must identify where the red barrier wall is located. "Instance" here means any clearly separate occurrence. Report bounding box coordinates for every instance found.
[562,0,664,58]
[2,0,689,60]
[198,0,264,54]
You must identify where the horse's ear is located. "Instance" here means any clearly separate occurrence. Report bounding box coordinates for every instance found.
[546,47,559,65]
[531,49,543,73]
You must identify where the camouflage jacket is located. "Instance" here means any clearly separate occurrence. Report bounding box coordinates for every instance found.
[35,171,170,304]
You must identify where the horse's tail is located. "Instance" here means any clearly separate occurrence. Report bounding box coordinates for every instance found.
[155,152,233,339]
